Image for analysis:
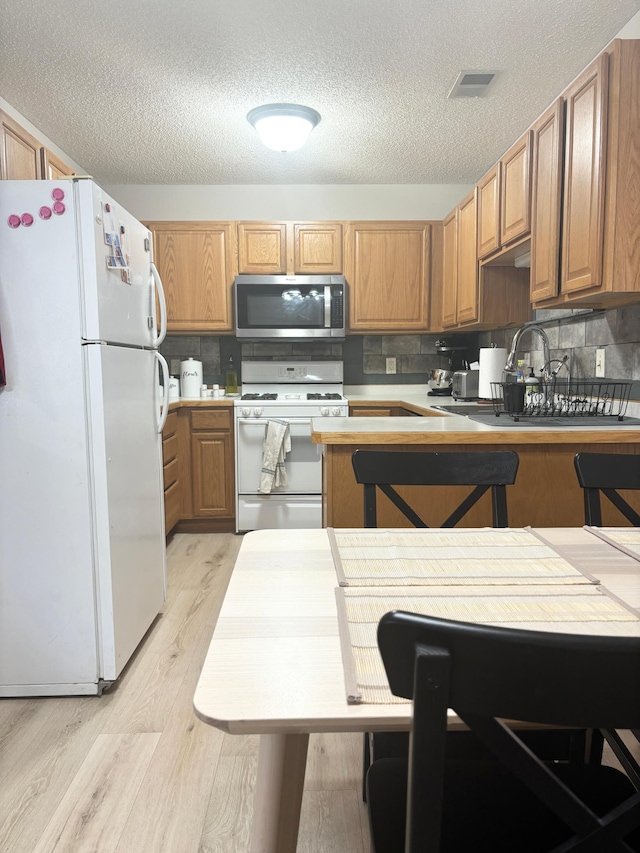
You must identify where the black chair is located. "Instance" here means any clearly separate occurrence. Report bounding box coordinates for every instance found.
[353,449,520,798]
[351,449,519,528]
[367,611,640,852]
[574,452,640,526]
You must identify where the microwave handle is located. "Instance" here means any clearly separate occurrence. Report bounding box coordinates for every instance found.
[324,285,331,328]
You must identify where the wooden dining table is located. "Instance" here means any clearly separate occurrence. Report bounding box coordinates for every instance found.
[193,527,640,853]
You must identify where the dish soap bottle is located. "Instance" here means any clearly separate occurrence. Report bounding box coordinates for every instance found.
[525,367,539,393]
[225,356,238,395]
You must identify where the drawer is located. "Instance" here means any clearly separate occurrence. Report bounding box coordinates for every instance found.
[162,433,178,465]
[191,409,232,431]
[164,479,181,534]
[163,410,178,438]
[350,406,393,417]
[163,455,179,490]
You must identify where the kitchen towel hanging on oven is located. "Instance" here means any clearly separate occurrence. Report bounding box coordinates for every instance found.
[259,419,291,493]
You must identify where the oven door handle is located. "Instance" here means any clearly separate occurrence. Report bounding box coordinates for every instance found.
[237,417,313,426]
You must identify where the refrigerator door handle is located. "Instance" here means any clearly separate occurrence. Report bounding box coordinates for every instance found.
[151,262,167,346]
[156,351,170,433]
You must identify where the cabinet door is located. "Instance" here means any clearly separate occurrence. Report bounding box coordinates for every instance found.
[148,222,235,332]
[346,222,430,331]
[191,431,234,517]
[293,223,343,273]
[237,222,287,274]
[0,111,43,179]
[561,53,608,295]
[500,131,532,246]
[530,99,564,302]
[42,148,74,179]
[456,191,479,325]
[477,165,500,259]
[441,210,458,328]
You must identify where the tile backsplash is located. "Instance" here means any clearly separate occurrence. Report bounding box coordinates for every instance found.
[160,304,639,397]
[479,304,640,399]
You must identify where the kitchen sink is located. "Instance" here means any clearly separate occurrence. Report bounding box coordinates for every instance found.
[433,405,640,427]
[467,413,640,428]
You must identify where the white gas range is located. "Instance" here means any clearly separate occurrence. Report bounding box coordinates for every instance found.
[234,361,348,532]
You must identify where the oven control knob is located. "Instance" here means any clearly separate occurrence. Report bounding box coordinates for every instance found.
[320,407,329,416]
[254,407,263,417]
[331,407,342,416]
[242,407,251,417]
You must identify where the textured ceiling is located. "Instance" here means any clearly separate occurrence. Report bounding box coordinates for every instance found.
[1,0,639,185]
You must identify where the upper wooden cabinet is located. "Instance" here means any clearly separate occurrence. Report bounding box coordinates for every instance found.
[530,99,564,303]
[237,221,343,274]
[530,39,640,308]
[146,221,237,333]
[293,222,343,273]
[440,189,530,332]
[477,165,500,259]
[561,53,608,297]
[441,211,458,329]
[477,132,532,261]
[41,148,75,179]
[345,221,431,332]
[456,191,479,325]
[501,131,532,246]
[237,222,287,274]
[0,110,43,180]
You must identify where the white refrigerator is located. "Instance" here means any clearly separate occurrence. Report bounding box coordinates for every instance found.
[0,179,170,696]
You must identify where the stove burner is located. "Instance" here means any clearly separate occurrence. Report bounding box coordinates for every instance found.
[307,393,343,401]
[241,393,278,401]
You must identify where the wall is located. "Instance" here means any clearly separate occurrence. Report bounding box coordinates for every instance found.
[159,332,480,388]
[102,184,472,222]
[478,305,640,399]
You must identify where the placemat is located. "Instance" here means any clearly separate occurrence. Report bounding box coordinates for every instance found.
[328,527,599,587]
[586,527,640,563]
[336,585,640,705]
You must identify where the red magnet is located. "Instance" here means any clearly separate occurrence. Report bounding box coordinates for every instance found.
[7,214,21,228]
[21,213,34,227]
[39,206,53,220]
[51,188,65,201]
[52,201,66,215]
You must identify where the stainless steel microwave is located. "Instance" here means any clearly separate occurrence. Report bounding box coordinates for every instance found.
[234,275,346,340]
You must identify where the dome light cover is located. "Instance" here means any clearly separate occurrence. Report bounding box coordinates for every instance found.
[247,103,321,152]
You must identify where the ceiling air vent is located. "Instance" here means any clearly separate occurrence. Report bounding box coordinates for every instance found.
[448,71,497,99]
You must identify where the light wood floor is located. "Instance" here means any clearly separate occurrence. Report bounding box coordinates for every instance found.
[0,533,372,853]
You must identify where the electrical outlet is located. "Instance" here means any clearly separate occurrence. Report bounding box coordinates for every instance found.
[170,358,181,375]
[386,357,397,375]
[595,348,606,378]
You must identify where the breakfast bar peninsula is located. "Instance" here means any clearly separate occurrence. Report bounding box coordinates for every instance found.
[311,399,640,528]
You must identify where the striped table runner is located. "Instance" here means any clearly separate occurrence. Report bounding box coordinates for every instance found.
[336,584,640,705]
[587,527,640,563]
[329,527,599,587]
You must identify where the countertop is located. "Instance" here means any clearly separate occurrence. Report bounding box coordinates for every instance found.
[167,397,236,412]
[312,384,640,445]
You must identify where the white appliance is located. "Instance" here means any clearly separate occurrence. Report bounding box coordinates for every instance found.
[235,361,348,531]
[0,179,170,697]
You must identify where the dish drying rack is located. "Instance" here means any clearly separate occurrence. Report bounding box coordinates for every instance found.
[490,380,633,422]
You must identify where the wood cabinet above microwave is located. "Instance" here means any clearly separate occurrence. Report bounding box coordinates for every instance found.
[237,221,343,275]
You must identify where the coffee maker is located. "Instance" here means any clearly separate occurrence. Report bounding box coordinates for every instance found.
[427,340,469,396]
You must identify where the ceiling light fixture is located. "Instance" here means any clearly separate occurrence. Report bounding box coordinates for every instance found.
[247,103,321,152]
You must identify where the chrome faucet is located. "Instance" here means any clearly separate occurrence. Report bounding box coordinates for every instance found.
[505,323,551,381]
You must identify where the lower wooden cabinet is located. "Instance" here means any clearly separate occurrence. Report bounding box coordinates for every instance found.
[190,409,234,517]
[161,405,235,534]
[162,411,182,535]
